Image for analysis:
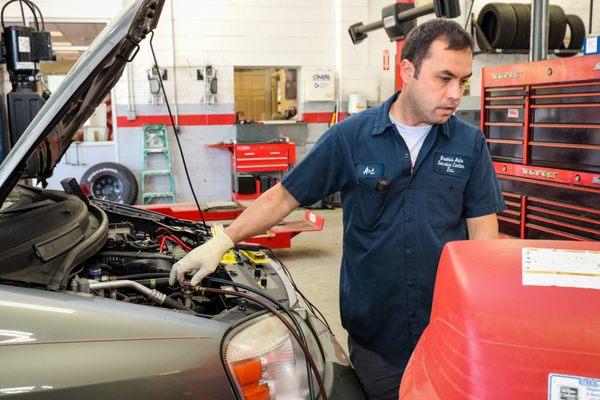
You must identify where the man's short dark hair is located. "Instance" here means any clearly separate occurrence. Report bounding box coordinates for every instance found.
[401,18,474,78]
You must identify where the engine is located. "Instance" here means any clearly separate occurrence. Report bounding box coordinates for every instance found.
[67,207,293,319]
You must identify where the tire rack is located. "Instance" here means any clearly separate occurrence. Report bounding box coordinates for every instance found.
[481,55,600,241]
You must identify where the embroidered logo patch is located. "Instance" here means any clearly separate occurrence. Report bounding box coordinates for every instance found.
[433,153,471,177]
[356,163,384,179]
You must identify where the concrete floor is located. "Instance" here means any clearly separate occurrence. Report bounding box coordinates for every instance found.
[274,208,348,351]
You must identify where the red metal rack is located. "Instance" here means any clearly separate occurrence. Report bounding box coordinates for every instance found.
[481,55,600,241]
[207,142,296,200]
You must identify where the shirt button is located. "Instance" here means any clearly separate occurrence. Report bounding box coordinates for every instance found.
[403,153,409,159]
[405,216,413,222]
[448,183,455,190]
[406,184,412,190]
[408,282,416,288]
[406,248,414,256]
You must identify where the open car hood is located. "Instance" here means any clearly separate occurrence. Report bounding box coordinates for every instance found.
[0,0,164,206]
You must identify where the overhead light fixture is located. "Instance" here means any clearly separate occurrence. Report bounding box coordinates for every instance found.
[52,41,72,46]
[55,50,81,55]
[49,30,63,37]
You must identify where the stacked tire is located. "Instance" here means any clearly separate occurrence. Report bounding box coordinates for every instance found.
[476,3,585,55]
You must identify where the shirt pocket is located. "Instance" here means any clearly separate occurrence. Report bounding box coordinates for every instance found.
[351,182,391,230]
[427,176,467,231]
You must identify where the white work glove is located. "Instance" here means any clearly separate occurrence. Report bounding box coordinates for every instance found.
[169,231,234,286]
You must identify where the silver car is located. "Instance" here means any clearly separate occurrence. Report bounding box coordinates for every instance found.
[0,1,364,398]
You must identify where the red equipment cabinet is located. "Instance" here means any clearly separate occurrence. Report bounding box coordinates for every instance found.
[138,203,324,250]
[481,56,600,241]
[400,239,600,400]
[208,142,296,201]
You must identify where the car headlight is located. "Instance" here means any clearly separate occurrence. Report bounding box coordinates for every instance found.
[223,314,321,399]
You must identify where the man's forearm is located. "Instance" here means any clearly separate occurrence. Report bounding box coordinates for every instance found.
[224,183,300,244]
[466,213,499,240]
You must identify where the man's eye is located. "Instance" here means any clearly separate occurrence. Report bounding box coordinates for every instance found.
[460,80,468,85]
[440,76,451,82]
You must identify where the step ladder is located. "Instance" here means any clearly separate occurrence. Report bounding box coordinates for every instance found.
[141,125,176,204]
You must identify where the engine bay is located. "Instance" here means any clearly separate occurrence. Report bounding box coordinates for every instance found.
[0,186,295,320]
[75,200,296,319]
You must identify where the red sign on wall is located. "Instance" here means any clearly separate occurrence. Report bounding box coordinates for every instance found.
[383,49,390,71]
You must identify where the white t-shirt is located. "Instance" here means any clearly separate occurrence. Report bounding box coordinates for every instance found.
[389,113,432,170]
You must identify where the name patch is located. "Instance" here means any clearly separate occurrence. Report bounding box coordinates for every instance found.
[433,153,471,177]
[356,163,384,179]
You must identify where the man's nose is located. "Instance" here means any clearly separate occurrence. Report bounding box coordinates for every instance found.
[446,80,462,101]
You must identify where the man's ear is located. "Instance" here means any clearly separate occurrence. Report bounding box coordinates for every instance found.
[400,59,416,85]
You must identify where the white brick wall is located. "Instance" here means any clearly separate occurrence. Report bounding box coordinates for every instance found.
[116,125,234,203]
[12,0,597,110]
[122,0,337,106]
[22,0,600,201]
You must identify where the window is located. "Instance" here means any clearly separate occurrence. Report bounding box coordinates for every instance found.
[39,21,111,142]
[234,67,298,122]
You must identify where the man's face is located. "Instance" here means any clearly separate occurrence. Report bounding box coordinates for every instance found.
[403,39,473,125]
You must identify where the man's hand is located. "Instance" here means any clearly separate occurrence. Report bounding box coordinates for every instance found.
[169,231,234,286]
[168,183,299,287]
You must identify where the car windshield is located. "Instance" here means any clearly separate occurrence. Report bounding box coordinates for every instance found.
[0,187,46,213]
[1,188,22,211]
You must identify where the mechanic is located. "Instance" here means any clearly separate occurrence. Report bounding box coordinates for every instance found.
[170,18,505,399]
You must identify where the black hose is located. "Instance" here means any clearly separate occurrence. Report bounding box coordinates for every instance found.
[97,251,175,261]
[464,0,475,30]
[126,242,160,251]
[266,249,332,332]
[23,0,43,30]
[163,295,192,311]
[148,30,209,230]
[590,0,594,34]
[116,292,131,302]
[228,243,332,332]
[0,0,39,30]
[18,0,25,25]
[201,286,327,400]
[206,277,317,398]
[115,258,172,272]
[115,272,170,280]
[140,276,170,286]
[136,277,170,287]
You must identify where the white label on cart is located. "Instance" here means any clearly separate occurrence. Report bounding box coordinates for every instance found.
[309,212,317,224]
[549,374,600,400]
[507,108,519,118]
[18,36,30,52]
[16,61,34,70]
[522,248,600,290]
[586,37,598,54]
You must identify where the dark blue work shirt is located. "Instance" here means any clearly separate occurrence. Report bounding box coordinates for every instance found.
[281,92,506,368]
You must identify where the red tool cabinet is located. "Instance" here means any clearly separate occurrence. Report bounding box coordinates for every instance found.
[208,142,296,201]
[481,56,600,241]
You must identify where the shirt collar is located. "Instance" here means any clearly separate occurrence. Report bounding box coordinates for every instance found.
[372,91,451,139]
[372,92,398,136]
